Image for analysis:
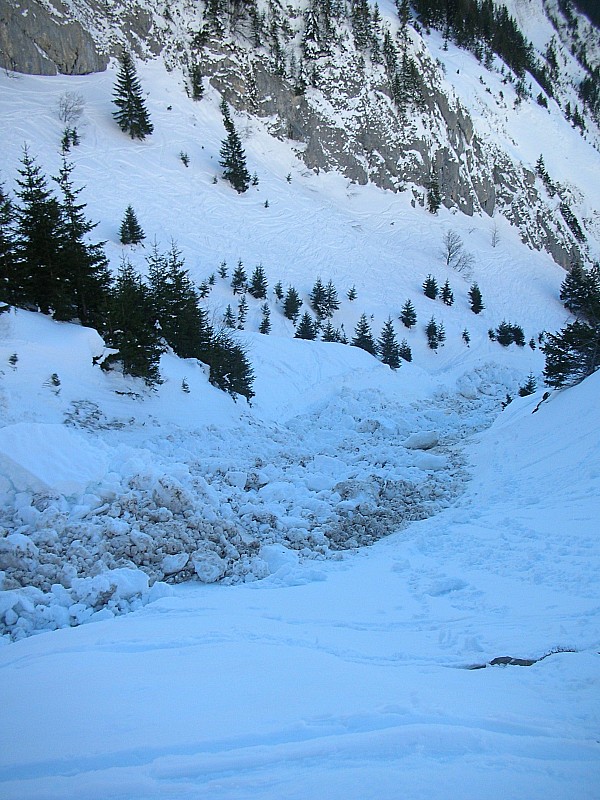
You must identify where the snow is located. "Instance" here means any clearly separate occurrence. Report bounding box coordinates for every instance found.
[1,6,600,797]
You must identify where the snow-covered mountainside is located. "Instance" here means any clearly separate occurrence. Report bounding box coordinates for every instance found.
[0,0,599,796]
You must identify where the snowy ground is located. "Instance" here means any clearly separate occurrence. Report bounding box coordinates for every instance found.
[1,23,600,798]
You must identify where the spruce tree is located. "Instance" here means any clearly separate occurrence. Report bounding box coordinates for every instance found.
[248,264,268,298]
[209,330,255,401]
[423,274,438,299]
[237,293,248,329]
[399,338,412,362]
[462,328,471,345]
[322,279,340,318]
[352,313,378,355]
[283,286,302,322]
[0,182,17,306]
[400,298,417,328]
[378,318,401,369]
[560,263,600,321]
[223,304,236,328]
[426,316,439,350]
[321,320,342,342]
[542,320,600,388]
[347,285,357,301]
[120,205,145,245]
[231,260,247,294]
[190,63,204,101]
[219,103,250,193]
[295,311,318,340]
[518,373,537,397]
[53,157,111,325]
[309,277,326,318]
[441,279,454,306]
[259,302,271,334]
[273,280,284,301]
[468,282,484,313]
[112,52,154,140]
[102,259,163,385]
[427,178,442,213]
[14,147,65,315]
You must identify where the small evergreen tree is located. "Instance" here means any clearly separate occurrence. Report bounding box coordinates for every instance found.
[237,293,248,329]
[259,302,271,334]
[352,313,378,355]
[248,264,268,298]
[468,282,484,313]
[0,182,17,306]
[378,318,401,369]
[283,286,302,323]
[120,205,145,245]
[223,304,236,328]
[321,320,342,342]
[231,260,247,294]
[399,338,412,362]
[400,298,417,328]
[441,279,454,306]
[112,52,154,140]
[273,280,284,301]
[209,330,254,401]
[189,62,204,101]
[426,316,440,350]
[219,103,250,193]
[347,285,357,301]
[518,372,537,397]
[218,260,228,279]
[295,311,318,340]
[423,274,438,299]
[309,277,326,318]
[102,259,162,386]
[542,321,600,388]
[462,328,471,346]
[322,280,340,318]
[427,178,442,213]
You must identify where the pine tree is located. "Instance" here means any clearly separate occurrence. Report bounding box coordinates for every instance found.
[399,338,412,362]
[309,277,326,318]
[190,62,204,101]
[352,313,378,355]
[423,274,438,299]
[426,316,439,350]
[518,372,537,397]
[219,103,250,193]
[218,261,228,279]
[322,279,340,318]
[427,178,442,213]
[14,147,66,315]
[462,328,471,346]
[209,330,254,401]
[400,298,417,328]
[231,260,247,294]
[543,321,600,388]
[560,263,600,321]
[347,285,357,301]
[120,205,145,245]
[468,282,484,313]
[321,320,342,342]
[259,302,271,334]
[147,241,212,361]
[295,311,318,340]
[237,293,248,329]
[441,279,454,306]
[273,280,284,301]
[53,157,111,325]
[248,264,268,298]
[223,304,236,328]
[378,318,401,369]
[283,286,302,323]
[0,182,17,306]
[112,52,153,140]
[102,259,163,386]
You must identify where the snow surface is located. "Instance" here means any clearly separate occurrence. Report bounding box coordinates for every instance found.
[1,14,600,797]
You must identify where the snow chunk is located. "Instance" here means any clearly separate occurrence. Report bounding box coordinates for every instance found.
[402,430,439,450]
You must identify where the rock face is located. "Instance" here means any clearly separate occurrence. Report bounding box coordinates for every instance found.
[0,0,108,75]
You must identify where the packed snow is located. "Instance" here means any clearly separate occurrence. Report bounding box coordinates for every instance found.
[1,8,600,797]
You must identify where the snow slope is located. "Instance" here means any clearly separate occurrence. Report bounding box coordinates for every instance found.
[1,15,599,797]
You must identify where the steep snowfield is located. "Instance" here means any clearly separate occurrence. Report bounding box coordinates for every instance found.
[1,21,600,798]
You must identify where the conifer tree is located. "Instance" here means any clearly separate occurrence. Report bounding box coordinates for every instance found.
[560,263,600,321]
[102,258,163,386]
[347,285,357,301]
[468,282,484,313]
[209,330,254,401]
[283,286,302,323]
[542,321,600,388]
[462,328,471,346]
[259,302,271,334]
[120,205,145,245]
[518,373,537,397]
[112,52,153,140]
[231,260,247,294]
[53,156,111,325]
[322,279,340,318]
[218,261,228,279]
[189,63,204,101]
[0,182,17,306]
[378,318,401,369]
[352,313,378,355]
[441,279,454,306]
[223,304,236,328]
[295,311,318,340]
[321,320,342,342]
[423,274,438,299]
[248,264,268,298]
[14,147,65,314]
[273,280,284,301]
[426,316,440,350]
[219,103,250,193]
[309,277,326,317]
[237,293,248,329]
[400,298,417,328]
[427,178,442,213]
[399,338,412,362]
